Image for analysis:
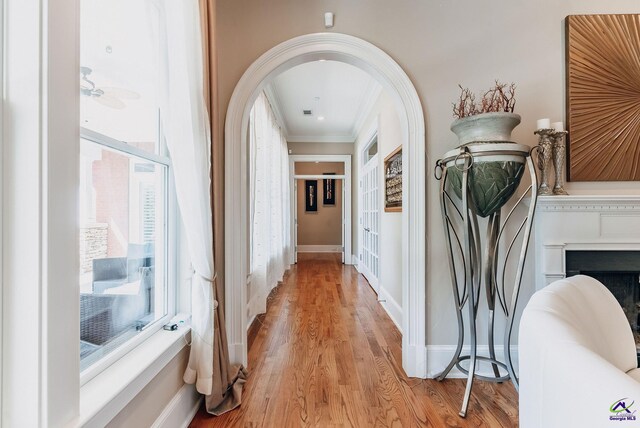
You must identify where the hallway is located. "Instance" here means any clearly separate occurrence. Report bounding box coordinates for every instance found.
[190,254,518,427]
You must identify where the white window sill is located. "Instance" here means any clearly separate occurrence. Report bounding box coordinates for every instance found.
[78,326,191,427]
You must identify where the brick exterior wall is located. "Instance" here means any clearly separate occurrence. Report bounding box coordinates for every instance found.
[80,223,108,273]
[93,150,130,257]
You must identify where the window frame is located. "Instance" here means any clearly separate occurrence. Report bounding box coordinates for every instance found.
[78,126,178,385]
[3,0,188,425]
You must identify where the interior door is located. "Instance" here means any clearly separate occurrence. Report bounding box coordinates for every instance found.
[360,154,380,292]
[294,179,298,263]
[341,179,345,264]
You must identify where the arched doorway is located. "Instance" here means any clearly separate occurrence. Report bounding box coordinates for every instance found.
[224,32,427,378]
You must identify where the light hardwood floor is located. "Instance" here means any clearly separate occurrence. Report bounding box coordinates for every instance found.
[190,253,518,427]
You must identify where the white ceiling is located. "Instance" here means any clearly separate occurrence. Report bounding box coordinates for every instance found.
[266,60,382,143]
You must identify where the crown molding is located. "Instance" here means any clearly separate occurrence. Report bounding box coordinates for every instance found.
[536,195,640,211]
[263,84,290,137]
[350,77,382,141]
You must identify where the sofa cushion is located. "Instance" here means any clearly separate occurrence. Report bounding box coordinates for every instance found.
[524,275,637,374]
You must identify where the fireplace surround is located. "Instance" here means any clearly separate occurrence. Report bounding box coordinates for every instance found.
[534,195,640,288]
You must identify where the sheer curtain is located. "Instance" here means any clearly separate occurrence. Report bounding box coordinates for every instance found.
[155,0,246,414]
[250,92,291,315]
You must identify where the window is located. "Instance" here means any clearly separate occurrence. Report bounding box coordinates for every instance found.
[79,0,172,377]
[365,135,378,163]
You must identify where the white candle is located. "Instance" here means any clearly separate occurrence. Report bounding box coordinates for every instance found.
[552,121,564,132]
[536,118,551,130]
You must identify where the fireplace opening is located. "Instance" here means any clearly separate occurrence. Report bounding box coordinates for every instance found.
[566,250,640,358]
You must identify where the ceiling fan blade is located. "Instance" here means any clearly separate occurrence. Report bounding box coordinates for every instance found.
[93,94,126,109]
[100,87,141,100]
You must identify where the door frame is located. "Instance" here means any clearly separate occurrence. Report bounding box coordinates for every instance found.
[225,33,427,378]
[289,154,351,265]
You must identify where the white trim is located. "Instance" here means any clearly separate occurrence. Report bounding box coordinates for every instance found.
[287,135,355,143]
[427,345,519,379]
[3,0,80,425]
[225,33,427,378]
[151,384,202,428]
[534,195,640,291]
[352,254,359,267]
[80,127,171,166]
[79,328,190,427]
[0,0,5,420]
[378,287,402,333]
[294,174,346,179]
[289,154,352,266]
[263,85,290,137]
[535,194,640,211]
[297,245,342,253]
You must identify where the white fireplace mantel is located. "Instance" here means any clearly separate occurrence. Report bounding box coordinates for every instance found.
[534,194,640,290]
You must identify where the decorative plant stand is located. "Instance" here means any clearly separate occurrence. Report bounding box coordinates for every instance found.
[434,142,538,417]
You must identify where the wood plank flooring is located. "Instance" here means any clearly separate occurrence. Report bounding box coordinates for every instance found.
[190,253,518,427]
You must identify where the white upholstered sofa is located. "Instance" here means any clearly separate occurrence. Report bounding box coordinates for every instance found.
[519,275,640,427]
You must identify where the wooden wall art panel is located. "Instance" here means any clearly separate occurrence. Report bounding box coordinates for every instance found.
[566,14,640,181]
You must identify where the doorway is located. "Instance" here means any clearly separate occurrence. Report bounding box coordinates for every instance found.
[225,33,427,378]
[289,155,352,266]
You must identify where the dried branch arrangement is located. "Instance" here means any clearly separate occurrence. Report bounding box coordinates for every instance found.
[453,81,517,119]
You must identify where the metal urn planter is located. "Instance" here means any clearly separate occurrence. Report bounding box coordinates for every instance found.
[435,113,538,418]
[450,112,521,146]
[446,143,527,217]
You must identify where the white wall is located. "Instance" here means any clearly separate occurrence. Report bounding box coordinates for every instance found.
[354,91,403,325]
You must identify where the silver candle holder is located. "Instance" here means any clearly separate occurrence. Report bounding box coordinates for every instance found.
[534,129,555,196]
[551,130,569,195]
[534,128,569,196]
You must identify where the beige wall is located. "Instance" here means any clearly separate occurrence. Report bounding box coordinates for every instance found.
[295,161,345,175]
[288,141,354,156]
[296,162,343,246]
[106,348,190,427]
[217,0,640,348]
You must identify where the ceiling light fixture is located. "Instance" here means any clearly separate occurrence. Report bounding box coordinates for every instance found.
[319,59,326,62]
[317,116,325,121]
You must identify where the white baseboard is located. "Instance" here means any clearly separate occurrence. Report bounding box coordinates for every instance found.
[402,344,428,378]
[378,287,402,334]
[297,245,342,253]
[427,345,519,379]
[151,384,202,428]
[352,254,359,268]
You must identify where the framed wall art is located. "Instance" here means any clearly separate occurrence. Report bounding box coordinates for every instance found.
[384,146,402,212]
[305,180,318,212]
[566,14,640,181]
[323,173,336,206]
